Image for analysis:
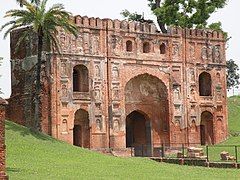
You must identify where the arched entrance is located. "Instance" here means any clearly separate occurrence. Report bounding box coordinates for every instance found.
[73,109,90,148]
[200,111,214,145]
[125,73,169,155]
[126,111,152,156]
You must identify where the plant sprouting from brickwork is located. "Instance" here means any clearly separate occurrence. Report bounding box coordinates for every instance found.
[1,0,78,131]
[208,21,230,41]
[121,10,153,23]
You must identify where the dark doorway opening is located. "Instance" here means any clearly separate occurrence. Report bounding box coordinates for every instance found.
[73,125,82,146]
[73,109,90,148]
[200,125,205,145]
[126,111,152,156]
[200,111,214,145]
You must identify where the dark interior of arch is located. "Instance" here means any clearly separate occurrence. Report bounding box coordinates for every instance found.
[200,111,214,145]
[160,43,166,54]
[73,109,90,148]
[126,40,133,52]
[199,72,212,96]
[73,65,89,92]
[126,111,148,148]
[143,42,150,53]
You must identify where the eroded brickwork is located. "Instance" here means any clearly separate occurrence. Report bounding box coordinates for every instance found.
[7,15,228,155]
[0,98,8,179]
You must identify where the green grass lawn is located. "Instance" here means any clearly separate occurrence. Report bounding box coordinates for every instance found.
[228,96,240,133]
[6,96,240,179]
[207,136,240,162]
[6,121,240,179]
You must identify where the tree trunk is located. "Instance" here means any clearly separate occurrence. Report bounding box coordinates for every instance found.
[34,32,43,131]
[152,0,167,33]
[157,17,167,33]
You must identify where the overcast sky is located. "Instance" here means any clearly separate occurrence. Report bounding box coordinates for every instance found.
[0,0,239,98]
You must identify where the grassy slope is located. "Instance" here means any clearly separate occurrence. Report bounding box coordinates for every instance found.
[6,96,240,179]
[6,121,240,179]
[228,96,240,133]
[206,96,240,161]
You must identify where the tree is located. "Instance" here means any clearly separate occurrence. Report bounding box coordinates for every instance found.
[208,21,230,41]
[1,0,78,131]
[151,0,227,32]
[120,10,153,23]
[226,59,240,95]
[122,0,227,33]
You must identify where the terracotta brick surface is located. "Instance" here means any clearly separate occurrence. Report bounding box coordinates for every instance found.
[0,98,8,179]
[7,16,228,154]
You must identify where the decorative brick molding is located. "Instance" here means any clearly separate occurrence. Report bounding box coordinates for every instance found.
[0,98,8,180]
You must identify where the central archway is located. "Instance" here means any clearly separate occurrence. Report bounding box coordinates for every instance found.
[73,109,90,148]
[125,73,169,156]
[126,111,151,156]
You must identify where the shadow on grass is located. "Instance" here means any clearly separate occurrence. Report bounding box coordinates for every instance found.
[5,120,55,142]
[7,167,22,173]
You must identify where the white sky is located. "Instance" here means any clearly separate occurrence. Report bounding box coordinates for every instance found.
[0,0,239,98]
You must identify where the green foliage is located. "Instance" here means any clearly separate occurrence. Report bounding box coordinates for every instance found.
[121,9,153,23]
[208,22,229,41]
[226,59,240,91]
[6,120,240,179]
[121,10,144,22]
[148,0,227,32]
[1,0,78,131]
[1,0,78,54]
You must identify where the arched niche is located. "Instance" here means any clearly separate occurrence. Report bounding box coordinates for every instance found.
[199,72,212,96]
[73,65,89,92]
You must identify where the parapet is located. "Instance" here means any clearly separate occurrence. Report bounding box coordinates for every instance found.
[74,15,225,40]
[185,28,224,40]
[74,15,157,34]
[168,26,225,40]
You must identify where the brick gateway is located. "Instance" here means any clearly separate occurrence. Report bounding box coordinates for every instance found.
[7,15,228,156]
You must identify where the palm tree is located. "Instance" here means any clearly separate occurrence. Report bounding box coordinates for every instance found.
[1,0,78,131]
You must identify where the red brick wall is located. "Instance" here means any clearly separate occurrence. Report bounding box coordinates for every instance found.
[0,98,8,179]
